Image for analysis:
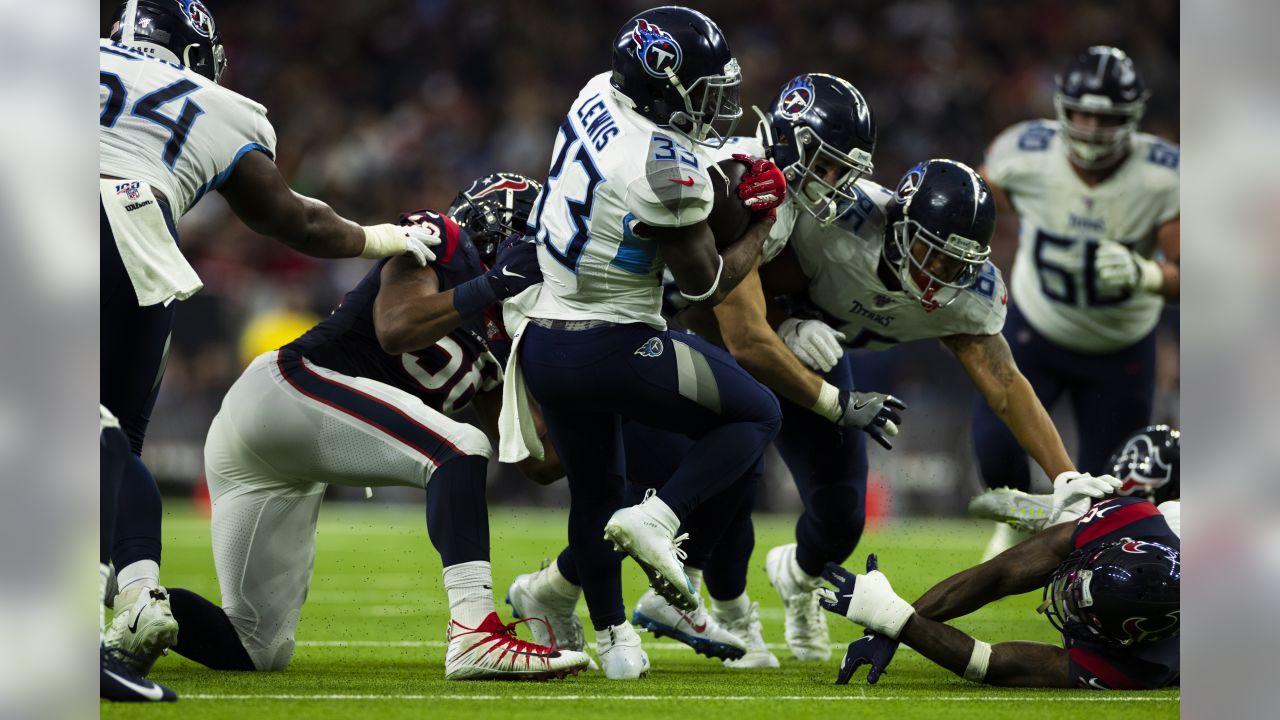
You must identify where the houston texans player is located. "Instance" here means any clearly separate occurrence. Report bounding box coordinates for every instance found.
[822,492,1179,690]
[156,175,591,680]
[99,1,438,697]
[496,7,787,679]
[506,72,896,670]
[971,46,1180,557]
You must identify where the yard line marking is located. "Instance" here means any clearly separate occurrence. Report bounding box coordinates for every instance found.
[183,693,1178,703]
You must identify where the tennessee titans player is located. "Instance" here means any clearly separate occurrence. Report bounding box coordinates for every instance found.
[498,6,789,679]
[822,492,1179,690]
[99,0,439,698]
[971,46,1179,556]
[159,175,591,680]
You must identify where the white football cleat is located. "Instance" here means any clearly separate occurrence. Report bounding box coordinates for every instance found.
[103,585,178,675]
[506,569,585,652]
[765,544,831,661]
[980,521,1036,562]
[604,490,698,612]
[716,602,780,669]
[968,488,1060,533]
[631,589,747,661]
[444,612,590,680]
[596,621,650,680]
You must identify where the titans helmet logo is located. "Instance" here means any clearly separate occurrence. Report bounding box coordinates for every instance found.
[777,76,816,120]
[895,163,926,204]
[185,1,216,38]
[632,20,682,79]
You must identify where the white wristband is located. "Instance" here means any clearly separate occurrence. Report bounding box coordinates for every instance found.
[811,381,842,422]
[360,224,406,259]
[964,639,992,682]
[679,255,724,303]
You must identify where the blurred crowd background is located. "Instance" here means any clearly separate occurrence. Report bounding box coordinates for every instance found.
[100,0,1179,515]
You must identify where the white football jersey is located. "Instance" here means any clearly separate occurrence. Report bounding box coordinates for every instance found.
[714,135,799,264]
[789,179,1008,351]
[99,39,277,216]
[985,120,1179,353]
[527,73,717,328]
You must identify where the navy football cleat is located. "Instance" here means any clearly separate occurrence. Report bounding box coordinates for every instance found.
[101,643,176,702]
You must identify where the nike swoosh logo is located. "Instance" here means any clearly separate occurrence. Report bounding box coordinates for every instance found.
[128,606,145,634]
[852,399,874,411]
[501,267,525,279]
[669,176,695,187]
[679,612,707,633]
[104,668,165,701]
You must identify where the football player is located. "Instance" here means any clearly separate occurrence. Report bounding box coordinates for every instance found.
[506,73,896,669]
[99,0,438,695]
[821,490,1179,690]
[496,6,788,679]
[159,174,591,680]
[970,46,1180,556]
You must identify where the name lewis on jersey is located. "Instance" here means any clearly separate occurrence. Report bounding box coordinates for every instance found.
[576,93,620,151]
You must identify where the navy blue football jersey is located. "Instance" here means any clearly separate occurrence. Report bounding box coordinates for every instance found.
[285,212,508,415]
[1063,497,1180,689]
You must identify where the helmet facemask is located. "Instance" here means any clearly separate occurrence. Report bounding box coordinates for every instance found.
[786,125,874,223]
[665,59,742,148]
[1055,93,1146,169]
[1041,550,1099,642]
[888,216,990,310]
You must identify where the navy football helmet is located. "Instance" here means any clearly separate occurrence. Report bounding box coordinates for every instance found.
[1055,46,1149,169]
[760,74,876,224]
[110,0,227,83]
[447,173,543,266]
[1108,425,1180,505]
[610,6,742,147]
[883,160,995,309]
[1043,538,1180,647]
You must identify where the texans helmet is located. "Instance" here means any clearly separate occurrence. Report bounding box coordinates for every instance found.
[1054,46,1149,169]
[883,160,995,310]
[610,6,741,147]
[761,73,876,224]
[447,173,543,265]
[110,0,227,83]
[1043,538,1180,647]
[1107,425,1180,504]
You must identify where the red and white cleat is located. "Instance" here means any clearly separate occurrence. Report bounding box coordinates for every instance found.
[444,612,590,680]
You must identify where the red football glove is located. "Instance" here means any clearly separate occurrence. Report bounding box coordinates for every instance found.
[733,153,787,220]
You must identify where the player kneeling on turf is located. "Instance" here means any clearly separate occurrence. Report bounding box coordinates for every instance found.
[163,174,589,680]
[819,486,1179,689]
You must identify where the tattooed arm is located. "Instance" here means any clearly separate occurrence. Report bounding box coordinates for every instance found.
[942,333,1074,478]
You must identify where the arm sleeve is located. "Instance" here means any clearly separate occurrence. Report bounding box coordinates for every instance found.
[624,133,714,228]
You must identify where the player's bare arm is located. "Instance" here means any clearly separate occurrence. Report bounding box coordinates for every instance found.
[898,614,1073,688]
[472,391,563,485]
[1154,216,1180,301]
[649,214,773,307]
[943,332,1074,478]
[372,257,457,355]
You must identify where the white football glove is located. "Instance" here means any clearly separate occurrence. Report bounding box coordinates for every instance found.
[360,223,441,266]
[818,556,915,640]
[1048,471,1123,524]
[778,317,847,372]
[1094,241,1163,295]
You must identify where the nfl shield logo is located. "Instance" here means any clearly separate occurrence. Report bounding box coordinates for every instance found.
[116,182,141,200]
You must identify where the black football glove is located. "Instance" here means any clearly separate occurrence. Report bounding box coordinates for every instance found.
[836,630,900,685]
[485,234,542,299]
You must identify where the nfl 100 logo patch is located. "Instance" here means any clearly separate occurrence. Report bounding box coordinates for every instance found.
[115,181,142,200]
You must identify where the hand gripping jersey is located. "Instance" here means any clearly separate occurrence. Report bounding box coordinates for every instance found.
[715,135,799,264]
[285,213,505,416]
[1063,497,1180,689]
[99,39,277,216]
[526,73,717,328]
[787,180,1008,351]
[985,120,1179,353]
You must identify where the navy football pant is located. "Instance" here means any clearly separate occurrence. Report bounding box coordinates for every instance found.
[773,352,870,578]
[972,303,1156,489]
[521,323,780,630]
[102,201,176,572]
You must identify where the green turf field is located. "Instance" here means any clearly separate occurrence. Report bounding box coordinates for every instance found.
[103,501,1178,719]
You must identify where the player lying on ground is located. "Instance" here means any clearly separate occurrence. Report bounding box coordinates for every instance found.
[155,175,590,680]
[507,72,896,670]
[100,1,438,699]
[820,490,1180,689]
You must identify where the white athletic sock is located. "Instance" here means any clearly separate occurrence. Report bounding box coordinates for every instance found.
[99,563,112,634]
[685,567,704,593]
[710,592,750,621]
[443,560,496,628]
[116,559,159,595]
[540,560,582,602]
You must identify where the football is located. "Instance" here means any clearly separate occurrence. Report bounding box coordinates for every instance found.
[706,157,753,250]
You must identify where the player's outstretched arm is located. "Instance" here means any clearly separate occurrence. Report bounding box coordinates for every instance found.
[372,257,458,355]
[897,615,1073,688]
[219,151,436,263]
[943,332,1074,478]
